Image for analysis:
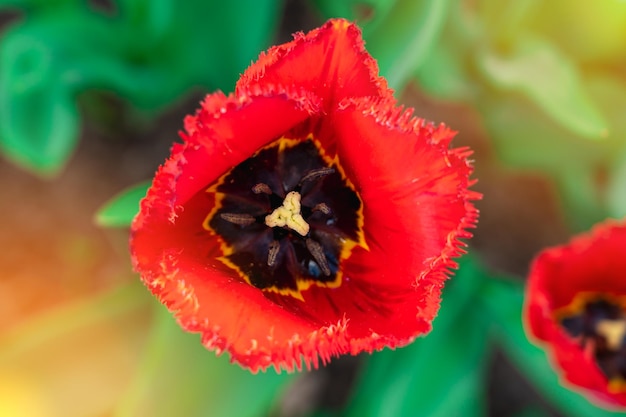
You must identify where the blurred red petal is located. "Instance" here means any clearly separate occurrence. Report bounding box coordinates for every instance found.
[524,219,626,408]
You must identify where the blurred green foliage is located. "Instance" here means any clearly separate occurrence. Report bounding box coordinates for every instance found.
[112,301,295,417]
[312,257,621,417]
[5,0,626,416]
[0,0,281,175]
[314,0,626,231]
[6,0,626,231]
[335,256,489,417]
[479,276,621,417]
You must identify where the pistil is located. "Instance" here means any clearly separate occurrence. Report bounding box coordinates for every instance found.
[265,191,310,236]
[597,319,626,350]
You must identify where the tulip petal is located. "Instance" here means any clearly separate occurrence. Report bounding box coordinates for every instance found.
[237,19,393,108]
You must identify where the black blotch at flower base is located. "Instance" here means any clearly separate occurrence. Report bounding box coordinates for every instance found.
[204,137,364,298]
[560,297,626,385]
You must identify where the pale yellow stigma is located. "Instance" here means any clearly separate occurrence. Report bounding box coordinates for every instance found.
[596,319,626,350]
[265,191,310,236]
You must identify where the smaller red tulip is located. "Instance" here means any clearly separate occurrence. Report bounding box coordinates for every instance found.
[525,219,626,408]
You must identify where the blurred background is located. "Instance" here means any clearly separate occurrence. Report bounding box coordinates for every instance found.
[1,0,625,416]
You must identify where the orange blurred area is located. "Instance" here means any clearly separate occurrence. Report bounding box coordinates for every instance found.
[2,0,626,415]
[0,162,132,332]
[0,98,179,416]
[0,292,151,417]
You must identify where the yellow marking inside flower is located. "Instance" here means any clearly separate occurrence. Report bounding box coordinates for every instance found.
[203,135,368,300]
[554,292,626,319]
[265,191,310,236]
[597,319,626,350]
[609,377,626,393]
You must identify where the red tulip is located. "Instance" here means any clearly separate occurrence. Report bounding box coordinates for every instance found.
[525,219,626,408]
[130,19,479,372]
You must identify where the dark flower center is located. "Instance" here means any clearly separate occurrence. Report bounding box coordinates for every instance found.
[204,137,365,299]
[558,295,626,388]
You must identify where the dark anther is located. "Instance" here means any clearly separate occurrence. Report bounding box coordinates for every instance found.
[306,238,331,276]
[300,167,335,185]
[252,183,273,195]
[219,213,257,226]
[312,203,331,215]
[267,240,280,267]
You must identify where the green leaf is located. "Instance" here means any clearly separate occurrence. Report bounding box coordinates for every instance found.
[338,257,489,417]
[0,1,282,174]
[415,31,475,101]
[586,75,626,144]
[0,11,116,175]
[113,303,295,417]
[95,181,150,228]
[480,278,621,417]
[363,0,452,91]
[478,36,608,140]
[585,75,626,219]
[0,26,79,175]
[114,0,282,103]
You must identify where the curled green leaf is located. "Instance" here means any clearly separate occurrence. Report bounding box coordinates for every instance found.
[0,28,79,175]
[478,36,608,140]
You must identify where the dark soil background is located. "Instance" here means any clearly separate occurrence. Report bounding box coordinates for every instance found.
[0,1,576,416]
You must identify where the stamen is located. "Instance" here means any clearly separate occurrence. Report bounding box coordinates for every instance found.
[252,183,273,195]
[265,191,310,236]
[300,167,335,184]
[267,240,281,267]
[312,202,331,215]
[306,238,331,276]
[220,213,257,226]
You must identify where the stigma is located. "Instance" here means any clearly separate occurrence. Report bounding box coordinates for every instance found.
[265,191,310,236]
